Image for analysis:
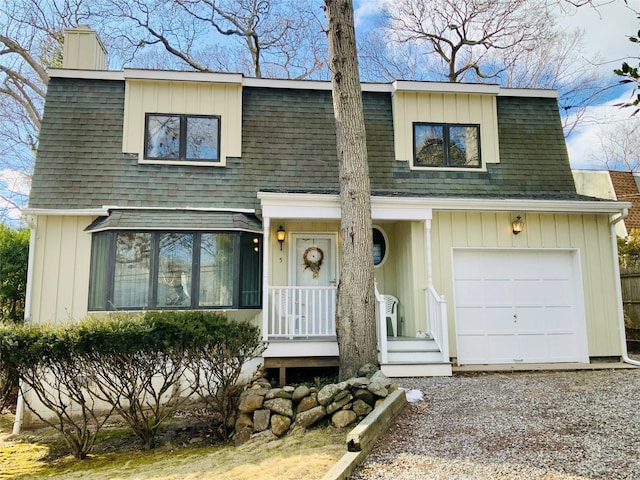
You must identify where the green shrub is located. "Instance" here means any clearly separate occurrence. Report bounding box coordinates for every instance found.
[0,311,264,455]
[0,322,111,459]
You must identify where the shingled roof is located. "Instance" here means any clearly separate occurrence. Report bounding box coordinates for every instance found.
[29,77,581,212]
[610,171,640,230]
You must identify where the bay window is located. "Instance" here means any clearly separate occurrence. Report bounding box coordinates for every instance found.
[89,230,261,310]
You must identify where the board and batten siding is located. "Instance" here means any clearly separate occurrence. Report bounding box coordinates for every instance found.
[392,91,500,165]
[30,216,94,325]
[122,79,243,165]
[431,211,621,358]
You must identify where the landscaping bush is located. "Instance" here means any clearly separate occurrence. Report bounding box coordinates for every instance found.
[183,312,264,435]
[0,311,264,455]
[75,313,194,450]
[0,323,112,459]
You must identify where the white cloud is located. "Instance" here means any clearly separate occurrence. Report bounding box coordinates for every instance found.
[556,0,639,71]
[353,0,385,27]
[566,90,640,169]
[1,169,31,196]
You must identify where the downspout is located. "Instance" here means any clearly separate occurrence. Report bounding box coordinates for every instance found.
[610,209,640,367]
[13,215,37,435]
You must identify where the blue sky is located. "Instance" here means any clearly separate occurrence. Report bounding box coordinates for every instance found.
[1,0,639,223]
[354,0,640,169]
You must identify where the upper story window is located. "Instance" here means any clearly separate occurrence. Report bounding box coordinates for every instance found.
[413,123,481,168]
[144,114,221,162]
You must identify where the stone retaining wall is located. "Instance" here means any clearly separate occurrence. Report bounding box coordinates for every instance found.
[234,364,397,445]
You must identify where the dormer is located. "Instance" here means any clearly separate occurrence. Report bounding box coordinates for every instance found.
[391,81,500,172]
[121,70,243,167]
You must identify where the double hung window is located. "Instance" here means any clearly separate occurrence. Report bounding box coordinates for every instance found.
[413,123,481,168]
[89,231,261,310]
[144,114,221,162]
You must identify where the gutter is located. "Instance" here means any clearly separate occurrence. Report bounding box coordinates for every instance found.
[610,209,640,367]
[13,215,37,434]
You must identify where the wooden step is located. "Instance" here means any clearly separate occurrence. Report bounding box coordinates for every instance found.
[381,362,452,377]
[387,338,439,352]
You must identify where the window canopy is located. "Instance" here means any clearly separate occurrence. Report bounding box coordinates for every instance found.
[85,209,262,233]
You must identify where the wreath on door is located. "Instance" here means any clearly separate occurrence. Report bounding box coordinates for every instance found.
[303,246,324,279]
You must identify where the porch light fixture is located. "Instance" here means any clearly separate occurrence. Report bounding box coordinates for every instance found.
[512,216,524,235]
[276,225,286,250]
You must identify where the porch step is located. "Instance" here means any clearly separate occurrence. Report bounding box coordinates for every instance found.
[384,337,445,364]
[381,362,452,377]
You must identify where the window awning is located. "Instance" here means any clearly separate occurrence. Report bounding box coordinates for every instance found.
[85,209,263,233]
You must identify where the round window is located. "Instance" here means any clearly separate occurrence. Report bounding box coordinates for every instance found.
[372,227,387,267]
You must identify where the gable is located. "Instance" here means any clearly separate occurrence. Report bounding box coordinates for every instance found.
[122,75,242,166]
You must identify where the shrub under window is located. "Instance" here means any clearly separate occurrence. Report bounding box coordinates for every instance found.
[145,114,220,162]
[414,123,480,168]
[89,231,261,310]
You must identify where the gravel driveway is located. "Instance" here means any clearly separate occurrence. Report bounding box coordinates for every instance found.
[351,369,640,480]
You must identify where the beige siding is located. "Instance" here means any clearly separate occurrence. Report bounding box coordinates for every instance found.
[30,216,94,324]
[432,212,621,358]
[123,80,242,165]
[268,221,341,287]
[62,26,107,70]
[392,91,500,166]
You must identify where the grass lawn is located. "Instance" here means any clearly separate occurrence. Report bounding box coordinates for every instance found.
[0,410,346,479]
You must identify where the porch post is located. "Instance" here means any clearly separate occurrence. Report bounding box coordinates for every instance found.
[425,219,433,288]
[262,216,271,342]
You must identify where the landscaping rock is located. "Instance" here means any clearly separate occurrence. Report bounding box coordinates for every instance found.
[238,391,265,413]
[318,383,340,406]
[253,409,271,432]
[368,380,389,398]
[350,377,370,388]
[292,385,311,402]
[353,399,373,416]
[264,398,294,417]
[358,363,378,377]
[265,388,292,400]
[296,394,319,413]
[270,414,292,436]
[234,426,252,446]
[326,393,353,415]
[370,370,392,387]
[295,405,326,428]
[235,412,253,430]
[332,409,357,428]
[354,388,375,406]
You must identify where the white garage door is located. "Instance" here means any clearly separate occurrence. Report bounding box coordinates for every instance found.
[453,249,588,365]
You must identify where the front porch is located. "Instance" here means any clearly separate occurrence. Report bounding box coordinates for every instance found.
[261,283,452,379]
[258,192,452,378]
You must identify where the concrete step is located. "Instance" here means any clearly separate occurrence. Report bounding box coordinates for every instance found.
[381,362,452,377]
[387,338,439,352]
[386,349,445,364]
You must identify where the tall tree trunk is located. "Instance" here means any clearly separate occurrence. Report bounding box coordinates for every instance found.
[324,0,378,380]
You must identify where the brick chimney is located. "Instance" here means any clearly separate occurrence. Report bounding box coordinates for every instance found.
[62,25,107,70]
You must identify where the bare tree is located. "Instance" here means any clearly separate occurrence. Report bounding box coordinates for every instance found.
[324,0,377,380]
[382,0,556,83]
[588,117,640,171]
[97,0,328,79]
[0,0,90,222]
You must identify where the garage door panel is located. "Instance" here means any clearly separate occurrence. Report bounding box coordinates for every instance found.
[456,308,486,334]
[454,249,587,365]
[455,280,484,306]
[487,336,519,363]
[483,279,513,306]
[544,306,575,332]
[547,334,578,361]
[486,308,519,333]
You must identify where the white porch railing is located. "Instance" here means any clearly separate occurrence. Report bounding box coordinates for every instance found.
[426,285,449,361]
[268,286,337,338]
[374,282,388,363]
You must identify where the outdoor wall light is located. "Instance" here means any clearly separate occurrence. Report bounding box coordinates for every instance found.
[512,216,524,235]
[276,225,286,250]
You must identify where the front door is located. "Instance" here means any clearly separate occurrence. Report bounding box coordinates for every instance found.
[290,233,338,335]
